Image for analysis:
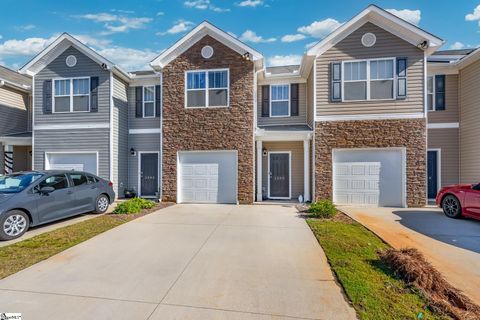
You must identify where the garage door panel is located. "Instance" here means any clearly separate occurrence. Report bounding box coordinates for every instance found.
[333,150,403,207]
[178,152,236,204]
[46,153,97,175]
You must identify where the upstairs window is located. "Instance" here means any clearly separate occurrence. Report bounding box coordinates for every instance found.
[270,84,290,117]
[427,75,445,111]
[186,69,229,108]
[342,58,395,101]
[53,77,90,113]
[143,86,155,118]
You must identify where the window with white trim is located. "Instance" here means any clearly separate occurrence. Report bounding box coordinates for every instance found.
[427,76,434,111]
[342,58,395,101]
[270,84,290,117]
[186,69,229,108]
[143,86,155,118]
[53,77,90,112]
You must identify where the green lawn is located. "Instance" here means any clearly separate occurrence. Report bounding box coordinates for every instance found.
[307,215,448,320]
[0,204,169,280]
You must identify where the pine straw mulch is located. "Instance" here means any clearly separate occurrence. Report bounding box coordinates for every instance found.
[380,247,480,320]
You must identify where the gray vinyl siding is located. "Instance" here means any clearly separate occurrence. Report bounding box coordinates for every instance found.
[459,59,480,183]
[33,129,110,180]
[34,46,110,125]
[112,74,129,196]
[257,83,307,126]
[128,84,161,130]
[261,141,304,199]
[315,22,425,117]
[428,128,459,186]
[127,133,161,194]
[0,86,29,135]
[427,74,459,123]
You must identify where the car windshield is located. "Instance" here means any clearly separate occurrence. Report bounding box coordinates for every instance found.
[0,173,43,194]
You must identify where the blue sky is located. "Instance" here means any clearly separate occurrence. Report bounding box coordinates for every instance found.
[1,0,480,71]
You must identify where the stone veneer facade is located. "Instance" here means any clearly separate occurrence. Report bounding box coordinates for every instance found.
[161,35,254,203]
[315,118,427,207]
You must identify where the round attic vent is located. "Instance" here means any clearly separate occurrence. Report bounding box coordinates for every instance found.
[66,55,77,67]
[201,45,214,59]
[361,33,376,47]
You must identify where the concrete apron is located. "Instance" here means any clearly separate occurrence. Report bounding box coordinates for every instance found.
[340,206,480,306]
[0,204,356,320]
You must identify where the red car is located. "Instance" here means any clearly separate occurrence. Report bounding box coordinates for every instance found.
[436,184,480,220]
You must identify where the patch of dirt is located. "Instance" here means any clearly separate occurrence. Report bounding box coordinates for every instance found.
[380,247,480,320]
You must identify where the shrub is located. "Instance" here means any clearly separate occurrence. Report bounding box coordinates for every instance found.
[308,199,337,218]
[112,197,156,214]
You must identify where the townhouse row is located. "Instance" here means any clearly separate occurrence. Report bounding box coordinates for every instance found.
[0,5,477,207]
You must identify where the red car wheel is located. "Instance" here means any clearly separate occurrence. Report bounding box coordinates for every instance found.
[442,195,462,219]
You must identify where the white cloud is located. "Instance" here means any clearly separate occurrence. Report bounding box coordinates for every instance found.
[267,54,302,67]
[386,9,421,25]
[75,13,152,34]
[449,41,466,50]
[184,0,230,12]
[158,20,195,35]
[0,36,57,56]
[297,18,343,39]
[156,11,165,16]
[305,41,317,50]
[466,5,480,23]
[237,0,263,7]
[97,46,159,71]
[281,34,306,43]
[17,24,36,31]
[239,30,276,43]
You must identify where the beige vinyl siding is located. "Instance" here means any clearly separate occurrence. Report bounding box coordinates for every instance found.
[428,128,459,186]
[0,86,29,135]
[459,59,480,183]
[257,83,307,126]
[316,22,424,117]
[306,69,314,127]
[262,141,304,199]
[428,74,459,123]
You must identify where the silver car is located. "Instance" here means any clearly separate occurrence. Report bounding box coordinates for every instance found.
[0,171,115,241]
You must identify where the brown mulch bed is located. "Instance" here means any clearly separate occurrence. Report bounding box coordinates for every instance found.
[380,247,480,320]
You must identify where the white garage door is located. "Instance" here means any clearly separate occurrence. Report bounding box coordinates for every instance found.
[45,152,98,175]
[178,151,237,204]
[333,149,405,207]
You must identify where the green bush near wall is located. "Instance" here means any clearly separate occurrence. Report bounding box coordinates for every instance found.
[308,199,337,218]
[112,198,156,214]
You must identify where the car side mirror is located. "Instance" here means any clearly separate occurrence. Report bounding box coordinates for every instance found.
[39,186,55,195]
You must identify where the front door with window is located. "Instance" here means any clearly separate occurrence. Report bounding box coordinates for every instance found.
[269,152,290,199]
[140,153,158,197]
[427,151,438,199]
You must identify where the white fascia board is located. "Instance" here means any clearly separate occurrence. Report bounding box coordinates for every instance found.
[20,33,116,75]
[150,21,263,69]
[0,78,31,92]
[34,123,110,130]
[315,113,425,122]
[255,128,313,141]
[427,122,459,129]
[456,48,480,69]
[307,5,443,58]
[129,128,161,134]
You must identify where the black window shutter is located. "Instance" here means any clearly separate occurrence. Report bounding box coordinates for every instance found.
[331,62,341,102]
[90,77,99,112]
[435,75,445,110]
[155,85,161,117]
[135,86,143,118]
[44,80,52,114]
[261,85,270,117]
[290,83,299,116]
[396,58,407,99]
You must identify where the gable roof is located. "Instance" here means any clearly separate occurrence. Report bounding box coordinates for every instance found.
[19,33,130,80]
[150,21,264,70]
[0,65,31,91]
[307,4,443,57]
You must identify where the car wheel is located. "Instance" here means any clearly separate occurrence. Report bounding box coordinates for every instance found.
[442,195,462,219]
[94,194,110,214]
[0,210,30,241]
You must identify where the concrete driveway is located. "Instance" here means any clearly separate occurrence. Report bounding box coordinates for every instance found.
[0,204,356,320]
[341,206,480,305]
